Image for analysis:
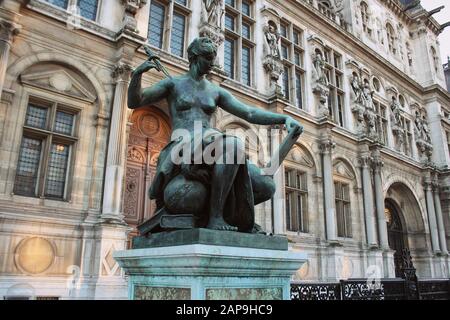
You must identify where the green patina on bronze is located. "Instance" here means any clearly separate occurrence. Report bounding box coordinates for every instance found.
[128,37,303,234]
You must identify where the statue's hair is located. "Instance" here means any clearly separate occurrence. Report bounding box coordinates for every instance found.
[187,37,217,66]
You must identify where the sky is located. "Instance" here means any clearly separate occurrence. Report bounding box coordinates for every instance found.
[420,0,450,63]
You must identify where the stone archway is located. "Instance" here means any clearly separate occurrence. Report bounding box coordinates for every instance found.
[385,199,407,278]
[124,107,171,238]
[385,182,428,277]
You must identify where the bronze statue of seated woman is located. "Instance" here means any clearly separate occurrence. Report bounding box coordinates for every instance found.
[128,37,303,234]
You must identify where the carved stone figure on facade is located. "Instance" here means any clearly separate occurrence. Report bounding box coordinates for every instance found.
[199,0,225,48]
[262,21,284,96]
[350,73,363,105]
[390,96,402,128]
[202,0,224,29]
[264,22,281,59]
[362,81,374,110]
[313,50,328,87]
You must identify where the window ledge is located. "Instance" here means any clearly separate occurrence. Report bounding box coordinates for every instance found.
[29,0,117,41]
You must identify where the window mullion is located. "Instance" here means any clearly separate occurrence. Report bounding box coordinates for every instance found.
[164,1,174,52]
[39,134,53,198]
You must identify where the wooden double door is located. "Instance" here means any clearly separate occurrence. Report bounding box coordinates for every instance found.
[124,108,170,237]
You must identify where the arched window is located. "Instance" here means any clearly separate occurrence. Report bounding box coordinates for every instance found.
[360,2,369,33]
[386,23,396,55]
[318,0,335,20]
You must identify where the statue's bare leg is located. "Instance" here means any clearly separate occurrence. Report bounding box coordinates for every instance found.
[207,163,240,231]
[207,136,244,231]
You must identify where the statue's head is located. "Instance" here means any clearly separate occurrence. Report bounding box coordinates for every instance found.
[187,37,217,75]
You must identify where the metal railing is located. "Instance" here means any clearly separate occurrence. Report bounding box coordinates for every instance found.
[291,279,450,300]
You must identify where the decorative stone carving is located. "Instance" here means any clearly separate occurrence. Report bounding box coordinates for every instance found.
[390,96,402,132]
[0,19,21,44]
[262,21,283,95]
[201,0,224,29]
[199,0,225,48]
[311,48,330,118]
[113,63,133,82]
[413,106,433,163]
[121,0,148,36]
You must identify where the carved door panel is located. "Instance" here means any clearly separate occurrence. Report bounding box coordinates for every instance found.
[124,108,170,236]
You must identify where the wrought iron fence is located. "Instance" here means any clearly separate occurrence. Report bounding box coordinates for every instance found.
[291,279,450,300]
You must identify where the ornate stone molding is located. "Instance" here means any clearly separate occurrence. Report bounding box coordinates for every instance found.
[0,19,21,44]
[199,0,225,48]
[358,155,373,168]
[319,138,336,154]
[113,63,133,83]
[121,0,148,36]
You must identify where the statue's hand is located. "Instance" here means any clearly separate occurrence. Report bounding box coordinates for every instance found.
[132,60,160,76]
[285,116,303,137]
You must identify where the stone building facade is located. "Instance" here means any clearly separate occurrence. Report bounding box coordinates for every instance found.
[0,0,449,299]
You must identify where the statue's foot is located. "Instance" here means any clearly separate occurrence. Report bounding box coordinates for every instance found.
[207,217,238,231]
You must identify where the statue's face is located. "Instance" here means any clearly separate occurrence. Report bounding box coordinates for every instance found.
[197,38,217,75]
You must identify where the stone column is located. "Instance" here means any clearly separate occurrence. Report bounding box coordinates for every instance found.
[0,19,20,96]
[102,63,133,222]
[424,178,441,254]
[433,182,448,255]
[359,155,378,247]
[320,138,337,242]
[372,153,389,250]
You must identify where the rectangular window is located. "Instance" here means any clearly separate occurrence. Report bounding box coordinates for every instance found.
[241,1,251,16]
[225,14,235,31]
[44,0,68,9]
[54,111,75,136]
[294,51,301,67]
[78,0,98,21]
[283,66,290,100]
[241,46,251,86]
[224,38,235,79]
[280,23,288,38]
[337,94,344,127]
[335,181,351,238]
[285,168,308,233]
[224,1,254,85]
[170,12,186,57]
[281,44,288,60]
[25,104,48,129]
[295,72,303,109]
[45,143,70,198]
[14,100,78,200]
[225,0,235,7]
[293,29,301,46]
[174,0,187,5]
[148,2,166,49]
[14,137,43,197]
[242,22,251,40]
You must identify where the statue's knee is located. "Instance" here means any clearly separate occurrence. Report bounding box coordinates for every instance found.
[264,177,276,199]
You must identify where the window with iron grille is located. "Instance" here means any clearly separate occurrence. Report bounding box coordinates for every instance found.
[224,0,255,86]
[43,0,99,21]
[279,20,305,109]
[14,99,78,201]
[285,168,308,233]
[148,0,190,58]
[335,181,352,238]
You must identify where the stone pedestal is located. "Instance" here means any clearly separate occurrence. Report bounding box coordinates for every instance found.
[113,229,307,300]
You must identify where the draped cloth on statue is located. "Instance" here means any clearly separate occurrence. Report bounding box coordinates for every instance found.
[149,128,255,233]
